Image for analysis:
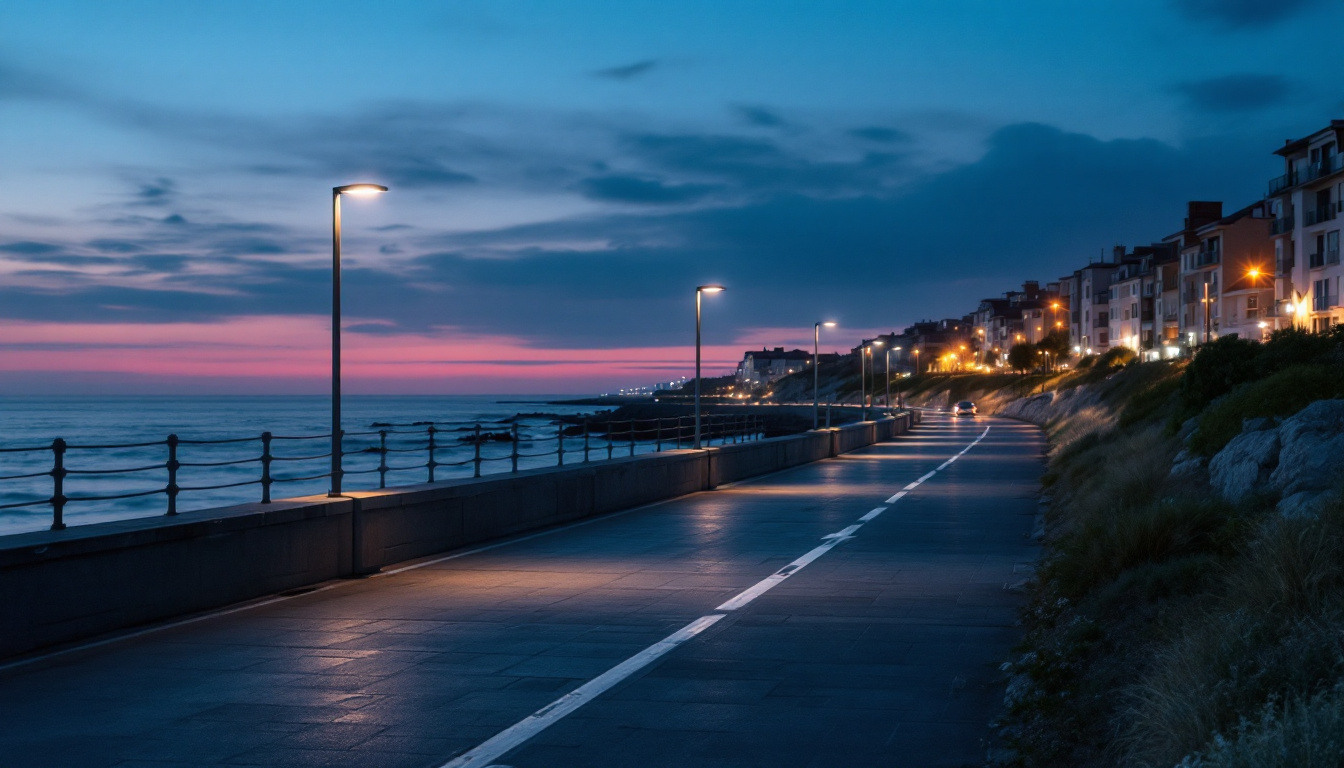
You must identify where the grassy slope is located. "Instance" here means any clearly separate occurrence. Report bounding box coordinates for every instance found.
[996,340,1344,767]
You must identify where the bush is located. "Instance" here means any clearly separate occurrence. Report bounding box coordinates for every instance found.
[1179,683,1344,767]
[1182,336,1263,411]
[1252,327,1338,379]
[1188,365,1344,456]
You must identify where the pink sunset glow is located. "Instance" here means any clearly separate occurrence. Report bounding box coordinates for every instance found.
[0,316,767,394]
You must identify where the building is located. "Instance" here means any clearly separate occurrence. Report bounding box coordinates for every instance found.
[1105,243,1178,358]
[735,347,813,388]
[1268,121,1344,332]
[1071,253,1122,355]
[1164,201,1273,347]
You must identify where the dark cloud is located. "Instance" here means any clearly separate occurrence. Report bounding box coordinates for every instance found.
[574,175,718,205]
[733,105,787,128]
[592,59,659,80]
[163,214,188,225]
[87,239,145,253]
[849,126,911,144]
[1171,0,1321,27]
[0,241,63,255]
[134,177,177,206]
[1174,74,1292,113]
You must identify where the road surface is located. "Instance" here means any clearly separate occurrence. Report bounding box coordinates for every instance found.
[0,414,1042,767]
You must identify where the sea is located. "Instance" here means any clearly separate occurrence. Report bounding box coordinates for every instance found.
[0,395,648,537]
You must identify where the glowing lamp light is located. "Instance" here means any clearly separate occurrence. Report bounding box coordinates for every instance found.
[823,321,837,327]
[698,285,726,293]
[335,183,388,196]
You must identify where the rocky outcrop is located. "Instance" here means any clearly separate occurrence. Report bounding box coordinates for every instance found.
[1205,399,1344,516]
[1208,427,1279,498]
[998,385,1105,427]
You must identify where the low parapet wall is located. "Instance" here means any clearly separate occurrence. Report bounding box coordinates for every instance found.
[0,411,918,660]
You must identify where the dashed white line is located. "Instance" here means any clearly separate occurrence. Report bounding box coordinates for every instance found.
[440,614,726,768]
[437,423,994,768]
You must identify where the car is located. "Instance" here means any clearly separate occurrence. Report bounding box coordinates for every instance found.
[953,400,977,416]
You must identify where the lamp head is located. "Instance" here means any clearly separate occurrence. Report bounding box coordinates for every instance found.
[697,284,726,294]
[334,183,388,196]
[822,321,837,327]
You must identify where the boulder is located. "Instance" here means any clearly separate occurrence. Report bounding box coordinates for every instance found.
[1169,449,1206,480]
[1208,428,1280,499]
[1269,399,1344,498]
[1277,491,1332,519]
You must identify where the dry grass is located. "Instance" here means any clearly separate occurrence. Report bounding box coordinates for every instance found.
[1179,683,1344,767]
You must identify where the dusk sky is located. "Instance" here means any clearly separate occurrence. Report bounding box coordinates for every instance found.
[2,0,1342,394]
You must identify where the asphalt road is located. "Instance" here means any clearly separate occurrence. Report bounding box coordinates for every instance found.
[0,414,1043,768]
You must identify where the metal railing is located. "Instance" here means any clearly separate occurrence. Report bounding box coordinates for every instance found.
[0,413,766,532]
[1272,215,1294,235]
[1314,293,1340,312]
[1305,205,1337,227]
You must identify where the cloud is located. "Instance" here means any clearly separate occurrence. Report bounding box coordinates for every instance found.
[0,59,79,101]
[733,105,787,128]
[592,59,659,80]
[0,241,63,255]
[134,177,177,206]
[1174,74,1292,112]
[1171,0,1322,27]
[574,175,718,204]
[849,126,911,144]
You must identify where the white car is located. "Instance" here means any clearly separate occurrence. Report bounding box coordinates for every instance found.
[953,401,977,417]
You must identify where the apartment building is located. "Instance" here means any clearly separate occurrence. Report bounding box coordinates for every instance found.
[1107,244,1179,358]
[1073,254,1121,354]
[735,347,813,387]
[1268,121,1344,331]
[1166,201,1274,346]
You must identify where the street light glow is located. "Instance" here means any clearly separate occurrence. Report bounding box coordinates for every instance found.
[334,183,388,196]
[823,321,837,327]
[698,285,726,293]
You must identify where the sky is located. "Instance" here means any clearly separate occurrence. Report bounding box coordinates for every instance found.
[1,0,1342,394]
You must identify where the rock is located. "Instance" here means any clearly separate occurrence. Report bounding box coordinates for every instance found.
[1269,399,1344,498]
[1178,416,1200,443]
[1242,416,1276,432]
[1209,428,1280,499]
[1169,449,1206,480]
[1276,491,1331,519]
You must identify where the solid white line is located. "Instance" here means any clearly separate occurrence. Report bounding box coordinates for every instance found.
[439,613,726,768]
[859,506,887,522]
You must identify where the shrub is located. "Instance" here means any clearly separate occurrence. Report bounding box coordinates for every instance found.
[1181,335,1263,411]
[1179,683,1344,767]
[1188,365,1344,456]
[1252,327,1337,379]
[1099,346,1138,368]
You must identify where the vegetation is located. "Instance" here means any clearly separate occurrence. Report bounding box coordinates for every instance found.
[1008,342,1038,373]
[1000,330,1344,767]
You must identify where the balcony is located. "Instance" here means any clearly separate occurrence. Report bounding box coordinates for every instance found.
[1302,153,1344,186]
[1313,293,1339,312]
[1271,215,1295,235]
[1269,171,1297,196]
[1311,251,1327,269]
[1192,249,1221,267]
[1277,255,1295,274]
[1304,205,1338,227]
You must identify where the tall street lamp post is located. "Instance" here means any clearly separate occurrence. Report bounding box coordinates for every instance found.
[813,321,836,430]
[871,340,884,412]
[883,345,891,413]
[694,285,726,449]
[330,183,388,497]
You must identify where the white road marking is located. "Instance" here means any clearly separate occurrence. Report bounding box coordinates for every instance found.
[436,421,995,767]
[884,491,906,504]
[859,506,887,522]
[439,614,726,768]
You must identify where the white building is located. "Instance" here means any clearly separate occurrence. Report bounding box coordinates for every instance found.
[1269,121,1344,331]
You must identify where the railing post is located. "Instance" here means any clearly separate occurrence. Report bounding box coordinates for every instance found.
[378,430,388,488]
[655,418,663,452]
[473,424,482,478]
[583,421,590,463]
[557,422,565,467]
[676,416,683,449]
[166,434,179,516]
[261,431,273,502]
[427,424,437,483]
[607,421,614,460]
[629,420,636,456]
[511,423,519,473]
[50,438,66,531]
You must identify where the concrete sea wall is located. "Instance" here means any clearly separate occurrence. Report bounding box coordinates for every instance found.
[0,413,916,660]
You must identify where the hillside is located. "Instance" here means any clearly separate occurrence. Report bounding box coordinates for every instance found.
[980,332,1344,766]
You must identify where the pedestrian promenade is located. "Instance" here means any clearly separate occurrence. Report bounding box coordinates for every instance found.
[0,415,1042,767]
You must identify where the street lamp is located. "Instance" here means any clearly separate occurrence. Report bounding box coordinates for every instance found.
[870,340,883,414]
[813,321,837,429]
[892,347,903,409]
[330,183,387,497]
[694,284,725,449]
